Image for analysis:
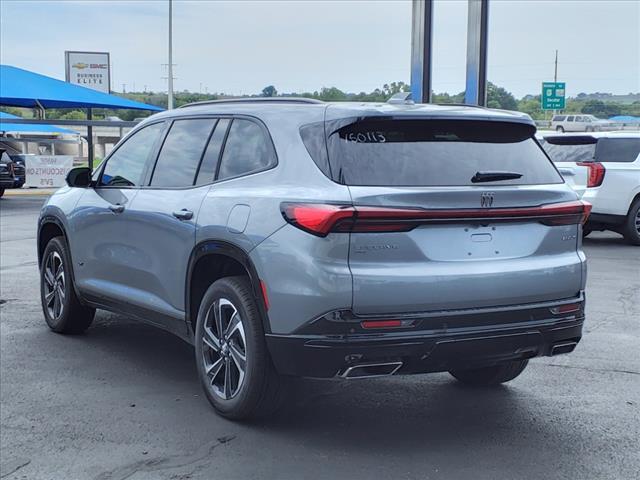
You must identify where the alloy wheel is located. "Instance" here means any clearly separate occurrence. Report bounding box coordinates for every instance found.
[635,208,640,235]
[201,298,247,400]
[43,251,65,320]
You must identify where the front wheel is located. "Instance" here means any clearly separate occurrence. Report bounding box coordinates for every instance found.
[623,200,640,245]
[449,360,529,386]
[194,276,286,420]
[556,126,565,133]
[40,236,95,333]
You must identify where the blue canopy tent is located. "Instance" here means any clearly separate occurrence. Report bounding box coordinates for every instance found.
[0,65,163,111]
[0,65,163,167]
[0,111,78,134]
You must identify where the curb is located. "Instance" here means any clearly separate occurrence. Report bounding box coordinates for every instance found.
[3,189,56,196]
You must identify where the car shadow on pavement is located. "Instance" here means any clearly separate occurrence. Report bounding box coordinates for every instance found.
[68,312,589,458]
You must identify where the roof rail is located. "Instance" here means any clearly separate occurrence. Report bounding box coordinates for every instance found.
[434,103,488,109]
[178,97,324,108]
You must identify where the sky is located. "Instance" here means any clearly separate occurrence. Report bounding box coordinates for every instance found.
[1,0,638,98]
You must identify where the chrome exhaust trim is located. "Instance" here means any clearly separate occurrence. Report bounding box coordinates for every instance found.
[340,361,403,379]
[550,341,578,356]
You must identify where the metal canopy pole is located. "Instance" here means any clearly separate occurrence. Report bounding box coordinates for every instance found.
[87,108,94,170]
[410,0,434,103]
[464,0,489,106]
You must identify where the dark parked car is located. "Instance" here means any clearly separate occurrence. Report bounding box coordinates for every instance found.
[0,150,22,197]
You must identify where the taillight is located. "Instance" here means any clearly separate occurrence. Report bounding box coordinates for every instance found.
[577,162,605,187]
[281,200,592,237]
[280,203,355,236]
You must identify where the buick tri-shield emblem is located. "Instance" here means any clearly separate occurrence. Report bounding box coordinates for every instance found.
[480,192,494,208]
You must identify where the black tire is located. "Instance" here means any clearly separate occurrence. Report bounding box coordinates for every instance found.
[194,276,286,420]
[0,188,4,198]
[40,236,95,334]
[556,126,564,133]
[623,199,640,246]
[449,360,529,387]
[583,227,592,238]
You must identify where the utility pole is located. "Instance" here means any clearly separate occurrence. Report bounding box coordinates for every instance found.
[168,0,174,109]
[552,49,559,118]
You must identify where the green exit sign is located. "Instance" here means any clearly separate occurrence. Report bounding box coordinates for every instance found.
[542,82,566,110]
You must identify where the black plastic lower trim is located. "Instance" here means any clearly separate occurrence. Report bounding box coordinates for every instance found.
[587,213,625,227]
[266,305,585,378]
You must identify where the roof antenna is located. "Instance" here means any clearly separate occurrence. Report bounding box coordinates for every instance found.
[387,92,414,105]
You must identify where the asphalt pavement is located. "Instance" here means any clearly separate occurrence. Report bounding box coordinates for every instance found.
[1,195,638,480]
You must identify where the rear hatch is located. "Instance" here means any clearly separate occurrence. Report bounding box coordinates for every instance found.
[541,135,597,198]
[323,116,586,314]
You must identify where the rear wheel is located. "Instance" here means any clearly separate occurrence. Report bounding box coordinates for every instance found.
[623,200,640,245]
[556,126,565,133]
[40,236,95,333]
[194,276,286,420]
[449,360,529,386]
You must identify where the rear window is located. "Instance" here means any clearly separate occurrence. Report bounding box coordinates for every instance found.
[303,119,562,187]
[595,138,640,163]
[543,141,596,163]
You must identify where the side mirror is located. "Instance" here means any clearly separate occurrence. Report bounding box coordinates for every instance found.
[66,167,92,188]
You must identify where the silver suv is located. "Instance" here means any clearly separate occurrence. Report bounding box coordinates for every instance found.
[38,99,589,419]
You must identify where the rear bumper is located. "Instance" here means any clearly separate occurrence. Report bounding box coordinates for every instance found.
[266,295,585,378]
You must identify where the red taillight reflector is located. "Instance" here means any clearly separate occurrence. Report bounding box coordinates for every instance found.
[259,280,270,310]
[550,303,581,315]
[361,319,403,329]
[577,162,605,187]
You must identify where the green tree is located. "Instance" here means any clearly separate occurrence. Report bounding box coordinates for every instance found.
[581,99,621,118]
[261,85,277,97]
[486,82,517,111]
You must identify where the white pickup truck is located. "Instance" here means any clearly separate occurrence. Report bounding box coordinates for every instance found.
[540,132,640,245]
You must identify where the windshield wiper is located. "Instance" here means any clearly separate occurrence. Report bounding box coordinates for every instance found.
[471,171,523,183]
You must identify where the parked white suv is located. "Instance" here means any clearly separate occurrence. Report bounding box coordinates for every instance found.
[551,114,616,133]
[541,132,640,244]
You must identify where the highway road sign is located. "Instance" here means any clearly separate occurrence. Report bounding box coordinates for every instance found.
[542,82,566,110]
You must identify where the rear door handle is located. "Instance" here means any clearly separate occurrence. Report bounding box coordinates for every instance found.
[109,204,125,214]
[173,209,194,221]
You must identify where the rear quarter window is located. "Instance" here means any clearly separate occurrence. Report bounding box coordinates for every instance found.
[310,119,562,187]
[595,138,640,163]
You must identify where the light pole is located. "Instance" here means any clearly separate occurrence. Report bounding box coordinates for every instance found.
[168,0,174,109]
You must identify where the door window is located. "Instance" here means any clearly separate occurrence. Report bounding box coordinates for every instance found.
[100,122,164,187]
[567,116,575,122]
[217,119,276,181]
[150,118,217,187]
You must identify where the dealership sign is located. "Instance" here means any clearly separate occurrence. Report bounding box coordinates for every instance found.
[65,51,111,93]
[25,156,74,188]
